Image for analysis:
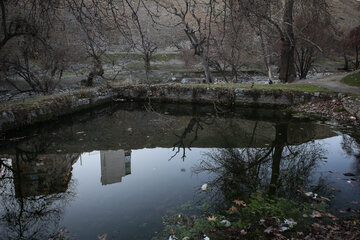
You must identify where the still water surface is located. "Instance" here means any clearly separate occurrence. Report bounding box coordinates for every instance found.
[0,103,359,240]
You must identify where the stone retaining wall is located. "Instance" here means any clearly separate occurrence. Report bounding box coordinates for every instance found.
[116,85,330,106]
[0,84,333,132]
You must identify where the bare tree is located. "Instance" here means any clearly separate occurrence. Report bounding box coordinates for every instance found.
[346,25,360,70]
[238,0,333,82]
[124,0,159,81]
[0,1,70,93]
[155,0,215,83]
[206,0,258,82]
[294,0,333,79]
[238,0,296,82]
[0,0,57,51]
[66,0,110,86]
[1,39,69,93]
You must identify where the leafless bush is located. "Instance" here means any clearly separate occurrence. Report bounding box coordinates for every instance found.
[179,48,198,67]
[1,42,70,93]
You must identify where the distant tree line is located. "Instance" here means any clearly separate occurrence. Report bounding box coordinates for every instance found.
[0,0,359,94]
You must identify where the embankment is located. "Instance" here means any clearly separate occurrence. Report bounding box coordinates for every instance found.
[0,84,336,132]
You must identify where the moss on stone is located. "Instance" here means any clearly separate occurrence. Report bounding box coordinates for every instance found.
[184,83,331,93]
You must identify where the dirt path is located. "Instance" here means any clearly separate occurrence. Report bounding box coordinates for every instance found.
[291,71,360,95]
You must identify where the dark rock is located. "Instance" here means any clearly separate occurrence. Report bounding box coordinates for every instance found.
[344,173,356,177]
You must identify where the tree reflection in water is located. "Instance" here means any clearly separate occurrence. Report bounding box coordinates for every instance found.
[0,144,78,240]
[170,117,215,161]
[193,123,327,208]
[342,134,360,174]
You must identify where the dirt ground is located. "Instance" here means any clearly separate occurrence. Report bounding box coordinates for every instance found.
[292,71,360,95]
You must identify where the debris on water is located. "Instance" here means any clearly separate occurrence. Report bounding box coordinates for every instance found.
[9,136,26,141]
[163,214,196,227]
[344,173,356,177]
[305,192,313,197]
[320,196,331,202]
[220,220,231,227]
[301,190,329,202]
[264,226,276,234]
[311,210,322,218]
[98,234,107,240]
[284,219,297,228]
[201,184,208,191]
[228,206,238,213]
[279,226,289,232]
[233,200,247,207]
[347,180,352,184]
[326,184,341,192]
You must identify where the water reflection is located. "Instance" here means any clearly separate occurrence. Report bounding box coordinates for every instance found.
[0,103,358,239]
[341,135,360,174]
[193,122,326,208]
[0,149,78,240]
[100,150,132,185]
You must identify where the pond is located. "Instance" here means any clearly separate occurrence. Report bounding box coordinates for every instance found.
[0,103,359,240]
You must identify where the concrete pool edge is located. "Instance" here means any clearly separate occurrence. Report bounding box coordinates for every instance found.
[0,84,338,132]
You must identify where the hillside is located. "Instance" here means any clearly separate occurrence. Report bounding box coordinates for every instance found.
[330,0,360,30]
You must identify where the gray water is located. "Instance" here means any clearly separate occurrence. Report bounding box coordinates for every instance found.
[0,103,359,240]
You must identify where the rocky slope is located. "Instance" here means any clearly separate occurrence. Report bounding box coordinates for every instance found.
[330,0,360,29]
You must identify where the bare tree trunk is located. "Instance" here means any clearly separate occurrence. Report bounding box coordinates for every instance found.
[232,67,238,82]
[269,123,287,196]
[264,54,273,82]
[87,59,104,87]
[268,68,273,81]
[279,0,296,83]
[356,46,359,70]
[200,53,214,83]
[259,27,273,82]
[344,53,349,71]
[144,54,151,81]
